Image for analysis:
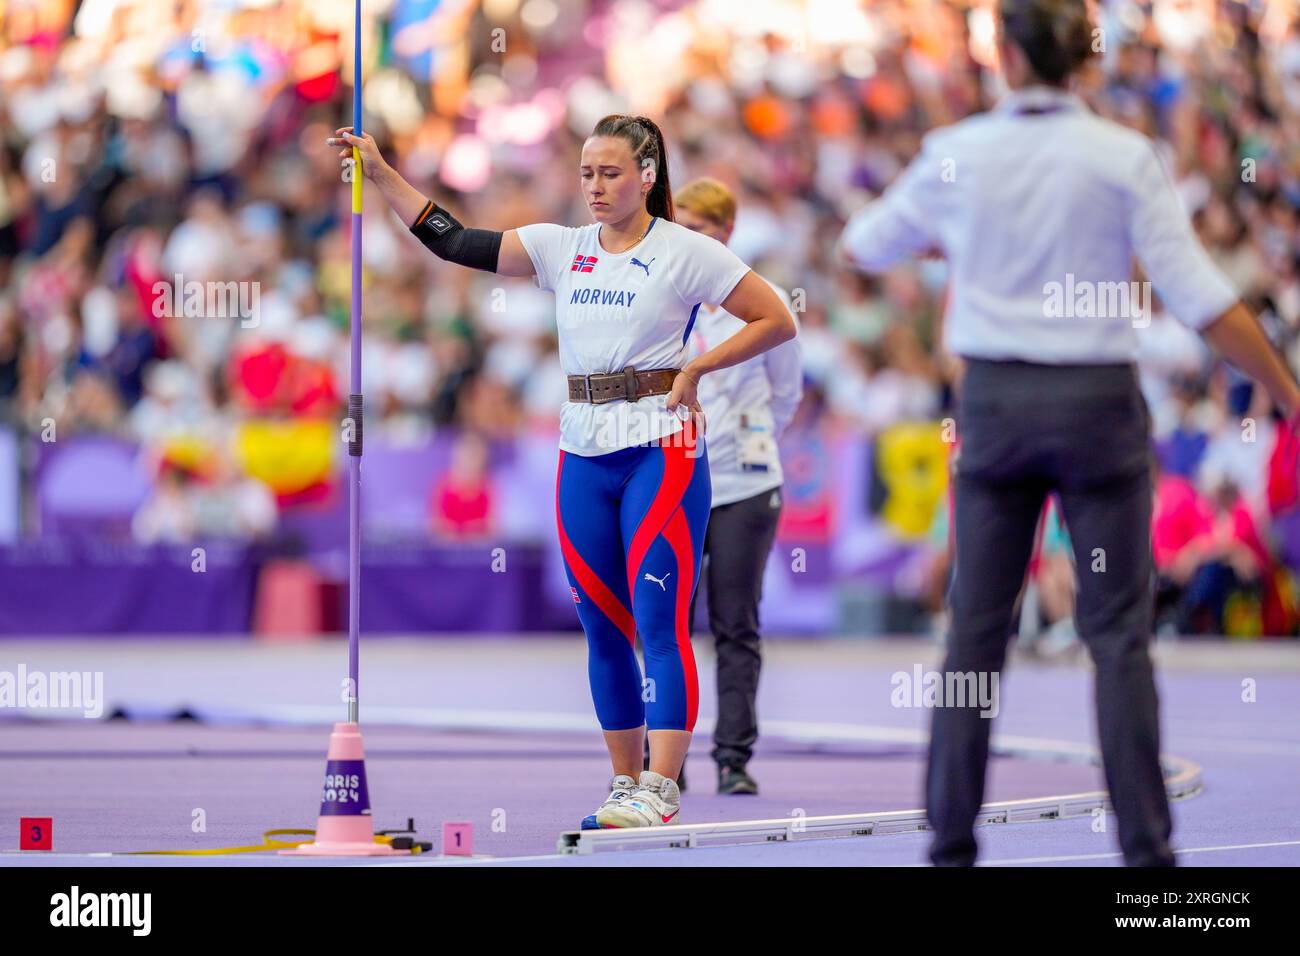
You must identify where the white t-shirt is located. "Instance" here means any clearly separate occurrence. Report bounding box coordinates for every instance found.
[688,280,803,507]
[516,217,751,456]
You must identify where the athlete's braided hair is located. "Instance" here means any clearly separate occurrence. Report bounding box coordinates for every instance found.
[590,114,675,222]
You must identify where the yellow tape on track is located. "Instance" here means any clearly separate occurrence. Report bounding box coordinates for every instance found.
[122,829,412,856]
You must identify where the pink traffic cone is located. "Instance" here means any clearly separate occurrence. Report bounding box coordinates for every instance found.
[280,722,410,856]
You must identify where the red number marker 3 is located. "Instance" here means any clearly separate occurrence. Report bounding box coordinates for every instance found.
[20,817,52,851]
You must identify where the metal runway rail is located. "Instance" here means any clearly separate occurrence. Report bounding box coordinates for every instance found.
[558,753,1203,855]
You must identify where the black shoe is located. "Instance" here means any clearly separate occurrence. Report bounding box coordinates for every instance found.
[717,764,758,795]
[644,745,687,793]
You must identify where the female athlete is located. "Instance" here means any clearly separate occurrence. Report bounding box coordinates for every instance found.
[330,115,796,828]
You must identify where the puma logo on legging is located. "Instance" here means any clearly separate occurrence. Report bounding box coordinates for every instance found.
[644,571,671,591]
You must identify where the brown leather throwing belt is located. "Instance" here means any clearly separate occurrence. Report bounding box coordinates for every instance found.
[566,366,680,404]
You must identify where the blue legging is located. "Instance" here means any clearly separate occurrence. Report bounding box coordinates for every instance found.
[555,422,711,732]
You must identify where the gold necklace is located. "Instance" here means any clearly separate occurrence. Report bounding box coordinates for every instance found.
[601,215,654,254]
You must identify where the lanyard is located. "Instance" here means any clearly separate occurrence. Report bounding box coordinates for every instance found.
[1015,103,1068,116]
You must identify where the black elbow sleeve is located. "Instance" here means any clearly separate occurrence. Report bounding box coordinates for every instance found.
[408,200,502,273]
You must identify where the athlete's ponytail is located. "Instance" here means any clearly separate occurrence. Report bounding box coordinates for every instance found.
[590,114,675,222]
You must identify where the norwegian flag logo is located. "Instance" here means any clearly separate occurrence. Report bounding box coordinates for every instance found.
[570,586,582,603]
[571,254,598,273]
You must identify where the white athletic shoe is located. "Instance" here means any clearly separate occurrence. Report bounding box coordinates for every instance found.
[581,774,638,830]
[595,771,681,828]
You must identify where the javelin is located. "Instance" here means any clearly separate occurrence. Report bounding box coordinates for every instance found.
[346,0,363,723]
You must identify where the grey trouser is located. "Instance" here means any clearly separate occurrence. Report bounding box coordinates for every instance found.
[927,358,1174,867]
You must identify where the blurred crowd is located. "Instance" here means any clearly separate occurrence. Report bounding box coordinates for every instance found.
[2,0,1300,634]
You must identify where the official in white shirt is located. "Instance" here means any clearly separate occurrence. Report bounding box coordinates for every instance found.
[840,0,1300,866]
[676,178,803,794]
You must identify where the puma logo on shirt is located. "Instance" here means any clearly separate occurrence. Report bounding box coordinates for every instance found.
[630,256,655,276]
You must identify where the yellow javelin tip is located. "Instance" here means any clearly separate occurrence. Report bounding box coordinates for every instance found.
[352,145,362,214]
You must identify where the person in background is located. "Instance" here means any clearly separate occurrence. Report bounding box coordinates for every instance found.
[132,463,197,544]
[673,178,803,794]
[838,0,1300,866]
[1157,463,1271,634]
[197,450,279,541]
[431,430,495,540]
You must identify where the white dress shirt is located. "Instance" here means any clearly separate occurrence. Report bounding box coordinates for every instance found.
[688,280,803,507]
[839,86,1239,364]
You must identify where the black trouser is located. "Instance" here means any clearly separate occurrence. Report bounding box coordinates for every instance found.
[689,486,783,769]
[927,359,1174,867]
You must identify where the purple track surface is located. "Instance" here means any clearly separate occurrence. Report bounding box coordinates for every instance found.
[1,638,1297,867]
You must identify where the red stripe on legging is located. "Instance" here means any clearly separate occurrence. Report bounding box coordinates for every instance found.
[662,505,699,731]
[555,451,636,643]
[625,423,696,600]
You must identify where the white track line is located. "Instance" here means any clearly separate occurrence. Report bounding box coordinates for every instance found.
[970,839,1300,866]
[1163,737,1300,757]
[369,853,567,866]
[205,706,1123,767]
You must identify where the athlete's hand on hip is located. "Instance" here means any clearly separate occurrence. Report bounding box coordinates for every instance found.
[667,369,706,436]
[328,127,383,181]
